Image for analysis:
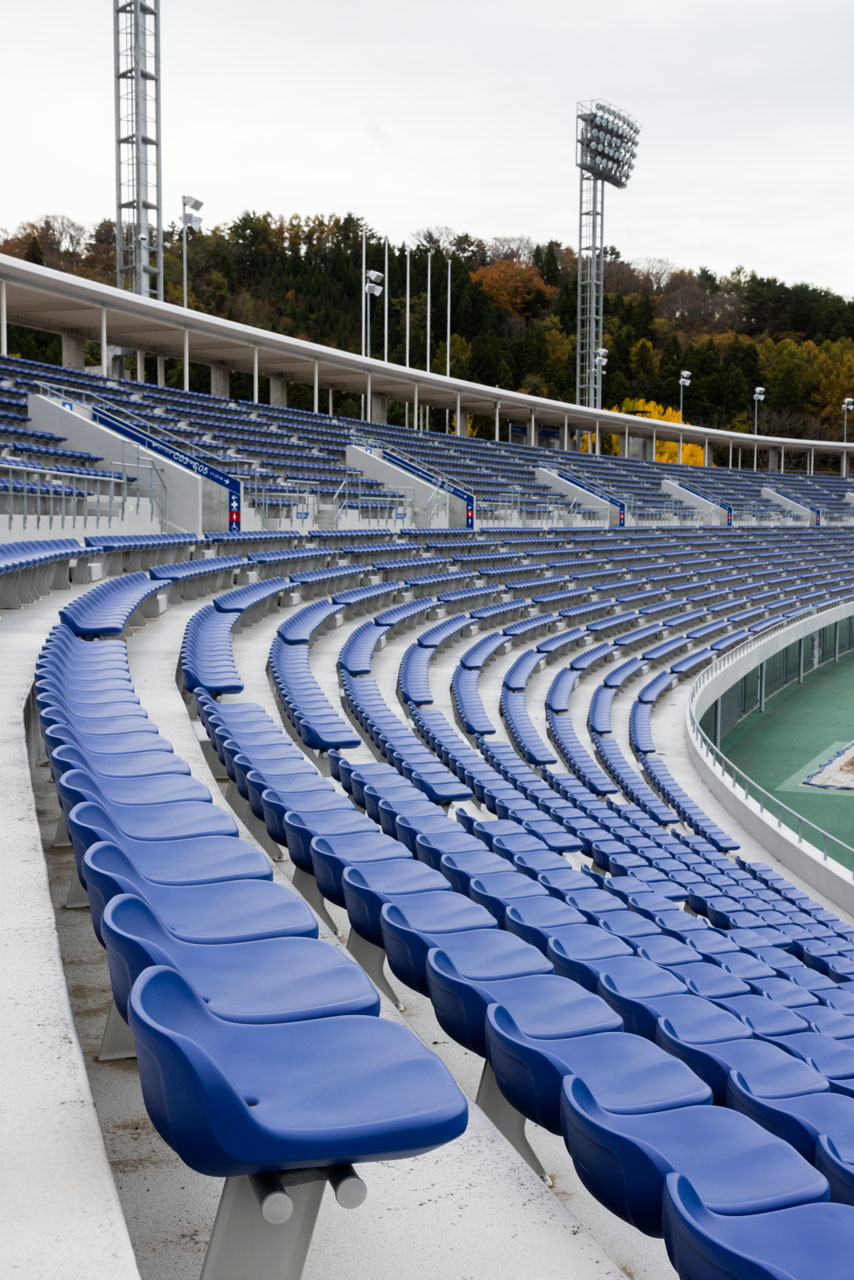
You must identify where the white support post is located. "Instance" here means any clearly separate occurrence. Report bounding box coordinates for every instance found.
[383,238,389,363]
[136,349,145,383]
[413,383,419,432]
[0,279,7,357]
[365,372,371,422]
[678,434,683,465]
[810,448,815,476]
[494,403,500,441]
[753,442,757,472]
[595,421,601,456]
[561,414,569,452]
[652,426,657,461]
[252,349,259,404]
[328,387,333,416]
[527,410,536,447]
[157,355,165,387]
[455,392,463,437]
[405,248,410,368]
[426,251,432,370]
[781,445,785,473]
[313,362,319,414]
[183,329,190,391]
[361,230,366,357]
[704,437,709,466]
[100,308,108,377]
[729,441,733,468]
[446,256,452,379]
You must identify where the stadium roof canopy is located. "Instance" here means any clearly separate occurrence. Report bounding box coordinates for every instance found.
[0,252,849,463]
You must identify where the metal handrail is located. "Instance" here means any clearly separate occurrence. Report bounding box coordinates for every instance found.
[1,452,168,532]
[33,378,230,474]
[686,597,854,874]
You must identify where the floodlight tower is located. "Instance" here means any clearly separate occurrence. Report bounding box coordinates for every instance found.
[114,0,164,299]
[575,101,640,409]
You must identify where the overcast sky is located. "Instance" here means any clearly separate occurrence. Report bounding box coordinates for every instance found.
[2,0,853,295]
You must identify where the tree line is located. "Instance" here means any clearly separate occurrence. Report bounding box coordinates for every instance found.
[2,211,854,447]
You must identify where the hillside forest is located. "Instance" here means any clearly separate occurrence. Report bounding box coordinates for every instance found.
[3,212,854,462]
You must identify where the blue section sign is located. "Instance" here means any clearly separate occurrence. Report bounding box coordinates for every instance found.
[89,405,241,530]
[382,448,475,530]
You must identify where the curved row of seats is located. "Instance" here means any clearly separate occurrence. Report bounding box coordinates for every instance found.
[36,613,468,1278]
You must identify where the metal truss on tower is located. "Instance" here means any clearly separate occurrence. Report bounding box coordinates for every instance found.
[576,166,605,409]
[114,0,163,300]
[575,101,640,410]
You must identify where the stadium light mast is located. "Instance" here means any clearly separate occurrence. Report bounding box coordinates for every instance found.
[843,397,853,445]
[679,370,691,423]
[114,0,164,300]
[181,196,203,309]
[754,386,765,433]
[365,270,384,359]
[575,101,640,409]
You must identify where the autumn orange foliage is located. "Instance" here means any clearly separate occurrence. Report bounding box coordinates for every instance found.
[470,259,557,317]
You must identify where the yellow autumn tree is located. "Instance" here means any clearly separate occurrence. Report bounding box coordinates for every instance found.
[609,397,705,465]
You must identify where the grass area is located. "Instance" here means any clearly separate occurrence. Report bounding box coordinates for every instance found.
[722,654,854,867]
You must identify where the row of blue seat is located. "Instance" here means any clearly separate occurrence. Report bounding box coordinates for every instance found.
[37,623,468,1276]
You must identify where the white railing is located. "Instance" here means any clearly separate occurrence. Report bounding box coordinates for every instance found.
[686,597,854,874]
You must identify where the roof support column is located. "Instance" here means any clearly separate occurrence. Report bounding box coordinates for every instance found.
[313,361,319,414]
[328,387,334,416]
[365,372,371,422]
[652,426,657,461]
[269,376,287,407]
[729,440,733,468]
[494,402,500,441]
[253,348,259,403]
[678,433,683,465]
[136,349,145,383]
[157,355,165,387]
[413,383,419,431]
[0,279,6,357]
[595,421,600,455]
[842,450,848,479]
[101,308,108,378]
[527,410,536,447]
[183,329,189,391]
[455,393,463,437]
[561,414,569,452]
[810,448,815,476]
[210,366,229,398]
[704,437,709,466]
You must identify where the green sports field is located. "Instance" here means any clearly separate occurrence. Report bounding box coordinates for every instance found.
[722,654,854,867]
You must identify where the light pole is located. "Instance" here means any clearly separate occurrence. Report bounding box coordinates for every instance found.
[678,370,691,423]
[843,397,853,444]
[383,239,389,363]
[753,386,765,434]
[181,195,203,309]
[426,250,433,371]
[365,270,384,360]
[594,347,608,411]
